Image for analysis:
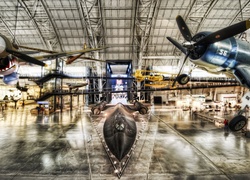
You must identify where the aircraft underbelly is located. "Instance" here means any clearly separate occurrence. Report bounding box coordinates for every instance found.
[190,59,219,73]
[234,65,250,88]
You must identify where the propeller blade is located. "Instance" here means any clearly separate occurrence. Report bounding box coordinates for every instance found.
[176,15,192,41]
[6,48,46,66]
[167,37,187,54]
[172,52,190,87]
[195,19,250,45]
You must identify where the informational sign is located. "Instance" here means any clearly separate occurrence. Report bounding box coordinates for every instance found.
[37,101,49,105]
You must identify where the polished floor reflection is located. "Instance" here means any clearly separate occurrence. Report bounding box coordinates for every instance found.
[0,105,250,179]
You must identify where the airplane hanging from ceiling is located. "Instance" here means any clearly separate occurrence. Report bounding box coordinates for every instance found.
[20,43,106,65]
[65,55,105,65]
[167,15,250,88]
[167,15,250,132]
[16,81,28,92]
[0,33,106,85]
[133,69,177,88]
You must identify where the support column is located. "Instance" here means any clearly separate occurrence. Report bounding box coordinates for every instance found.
[94,51,102,103]
[213,88,217,101]
[136,52,143,101]
[70,89,73,111]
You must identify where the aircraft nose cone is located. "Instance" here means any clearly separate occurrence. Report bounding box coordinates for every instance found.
[0,36,6,54]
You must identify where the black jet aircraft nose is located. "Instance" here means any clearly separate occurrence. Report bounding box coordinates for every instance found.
[103,107,137,161]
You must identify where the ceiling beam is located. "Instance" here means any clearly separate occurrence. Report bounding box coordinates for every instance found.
[18,0,47,48]
[76,0,86,44]
[40,0,64,51]
[80,0,98,48]
[229,0,250,24]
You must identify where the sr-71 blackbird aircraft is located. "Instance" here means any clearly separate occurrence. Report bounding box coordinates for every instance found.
[167,15,250,132]
[91,101,148,178]
[0,33,105,85]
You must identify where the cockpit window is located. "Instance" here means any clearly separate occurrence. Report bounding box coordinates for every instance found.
[115,122,125,131]
[113,112,126,131]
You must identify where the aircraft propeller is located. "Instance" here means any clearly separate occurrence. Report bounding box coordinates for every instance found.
[176,15,192,42]
[6,48,46,66]
[167,37,187,54]
[167,15,250,87]
[0,34,46,67]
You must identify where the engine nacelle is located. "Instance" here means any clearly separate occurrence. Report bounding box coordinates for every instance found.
[91,101,107,115]
[3,72,19,85]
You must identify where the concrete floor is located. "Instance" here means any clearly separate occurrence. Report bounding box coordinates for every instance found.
[0,104,250,180]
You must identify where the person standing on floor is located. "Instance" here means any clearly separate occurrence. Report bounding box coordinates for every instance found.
[224,119,229,131]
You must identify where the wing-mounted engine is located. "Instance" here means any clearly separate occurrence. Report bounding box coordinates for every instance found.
[233,65,250,89]
[91,101,107,115]
[130,101,148,114]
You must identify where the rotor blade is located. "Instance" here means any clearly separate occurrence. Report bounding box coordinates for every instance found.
[167,37,187,54]
[176,15,192,41]
[195,19,250,45]
[172,52,190,87]
[6,48,46,66]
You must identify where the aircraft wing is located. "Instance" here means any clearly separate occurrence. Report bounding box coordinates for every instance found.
[91,101,149,115]
[18,45,58,54]
[66,56,105,64]
[33,47,107,61]
[78,56,105,62]
[66,83,88,89]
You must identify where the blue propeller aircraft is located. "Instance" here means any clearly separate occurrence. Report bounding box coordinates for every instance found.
[167,15,250,132]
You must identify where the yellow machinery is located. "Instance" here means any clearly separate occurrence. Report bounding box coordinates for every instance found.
[133,69,177,88]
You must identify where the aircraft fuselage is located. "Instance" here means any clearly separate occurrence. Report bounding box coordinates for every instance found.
[189,32,250,88]
[103,103,137,161]
[190,32,250,69]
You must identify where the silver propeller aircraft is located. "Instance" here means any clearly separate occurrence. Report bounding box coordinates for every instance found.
[167,15,250,132]
[0,33,105,85]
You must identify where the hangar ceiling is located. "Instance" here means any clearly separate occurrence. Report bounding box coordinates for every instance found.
[0,0,250,73]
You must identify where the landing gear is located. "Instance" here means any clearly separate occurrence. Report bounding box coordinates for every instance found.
[139,106,148,115]
[177,74,190,85]
[93,108,101,115]
[229,115,247,131]
[134,101,148,114]
[228,92,250,131]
